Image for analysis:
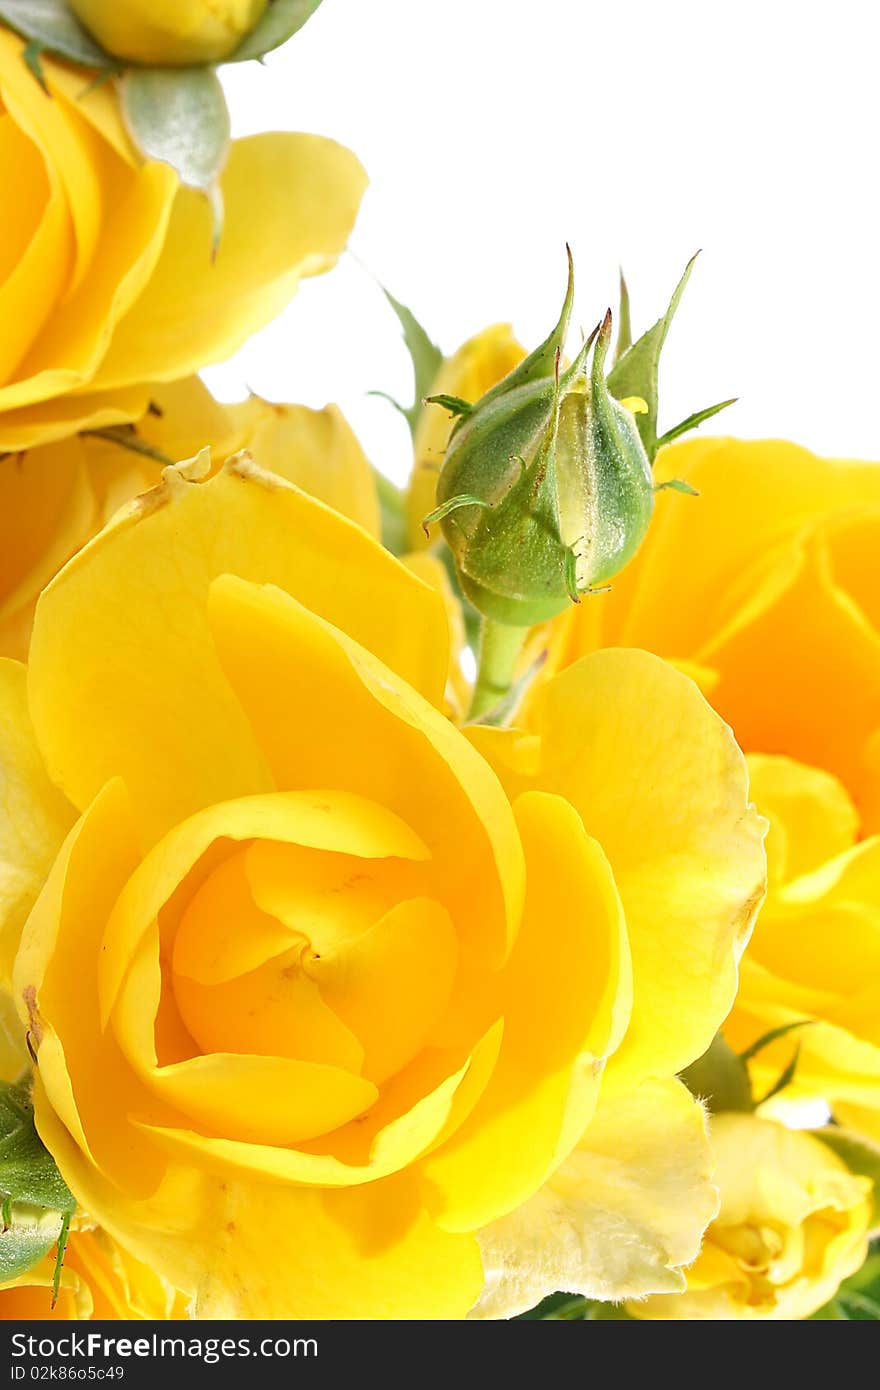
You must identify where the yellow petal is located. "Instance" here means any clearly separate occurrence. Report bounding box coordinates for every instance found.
[28,461,449,842]
[698,528,880,830]
[0,440,97,661]
[471,649,768,1086]
[137,376,245,464]
[309,897,458,1085]
[419,790,629,1232]
[100,786,430,1025]
[13,779,167,1194]
[473,1078,717,1317]
[233,400,381,539]
[32,1093,484,1318]
[403,552,469,720]
[206,572,522,964]
[143,1052,377,1147]
[137,1025,501,1189]
[0,386,153,453]
[0,659,74,983]
[748,753,860,886]
[630,1114,871,1320]
[585,437,880,657]
[86,134,367,392]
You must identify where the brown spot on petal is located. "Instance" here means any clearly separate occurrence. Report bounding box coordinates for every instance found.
[22,986,43,1046]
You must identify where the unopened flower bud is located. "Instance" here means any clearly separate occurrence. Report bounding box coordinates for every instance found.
[425,252,657,627]
[68,0,269,66]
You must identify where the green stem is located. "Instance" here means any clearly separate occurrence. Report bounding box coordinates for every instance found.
[468,619,527,721]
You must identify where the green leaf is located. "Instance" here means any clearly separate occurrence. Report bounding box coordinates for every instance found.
[228,0,324,63]
[378,288,443,438]
[654,398,738,452]
[0,1082,75,1216]
[0,1080,75,1288]
[120,66,231,242]
[0,0,116,69]
[813,1131,880,1229]
[607,255,697,462]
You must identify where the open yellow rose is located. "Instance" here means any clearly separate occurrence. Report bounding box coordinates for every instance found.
[0,377,379,663]
[5,457,763,1317]
[629,1114,871,1320]
[0,1227,184,1320]
[69,0,268,66]
[541,437,880,1138]
[0,29,365,450]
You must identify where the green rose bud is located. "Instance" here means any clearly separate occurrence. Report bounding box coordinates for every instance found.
[424,252,656,627]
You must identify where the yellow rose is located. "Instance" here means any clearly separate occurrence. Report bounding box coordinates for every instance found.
[69,0,268,66]
[629,1114,871,1320]
[0,377,380,663]
[543,437,880,1136]
[0,29,365,451]
[406,325,525,552]
[0,1226,184,1320]
[5,458,763,1317]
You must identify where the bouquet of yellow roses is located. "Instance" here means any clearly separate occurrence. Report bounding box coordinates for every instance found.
[0,0,877,1338]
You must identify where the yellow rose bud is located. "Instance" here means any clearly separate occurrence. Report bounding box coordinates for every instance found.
[539,437,880,1136]
[0,379,379,663]
[629,1115,871,1319]
[0,1227,185,1320]
[4,460,764,1317]
[68,0,269,66]
[0,28,365,452]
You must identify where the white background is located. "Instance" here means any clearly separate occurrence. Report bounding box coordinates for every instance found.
[207,0,880,485]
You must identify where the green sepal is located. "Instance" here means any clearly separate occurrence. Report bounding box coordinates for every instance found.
[0,1080,75,1289]
[422,493,491,536]
[755,1043,803,1105]
[0,1082,75,1217]
[228,0,324,63]
[654,398,738,452]
[120,66,231,246]
[738,1018,813,1065]
[813,1130,880,1232]
[607,255,697,461]
[375,287,443,439]
[22,39,48,90]
[474,245,575,415]
[425,395,473,420]
[680,1033,754,1114]
[655,478,700,496]
[83,425,174,467]
[0,0,116,70]
[613,268,632,366]
[0,1200,63,1284]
